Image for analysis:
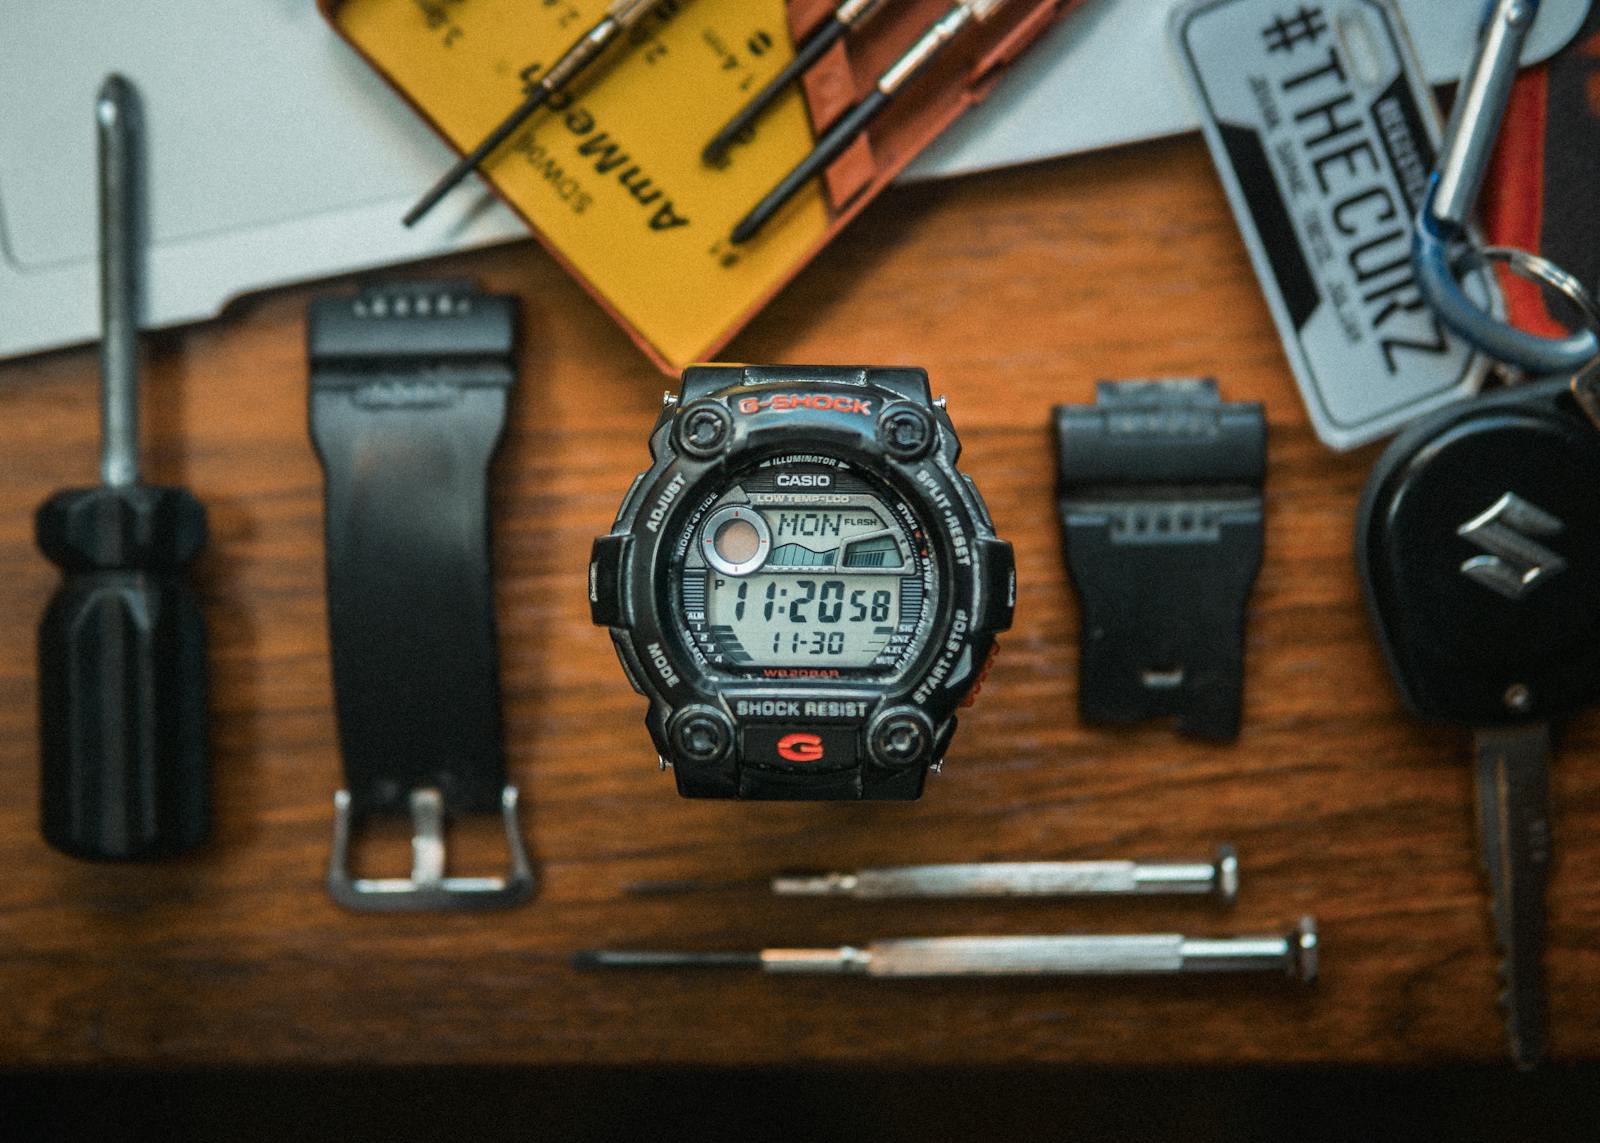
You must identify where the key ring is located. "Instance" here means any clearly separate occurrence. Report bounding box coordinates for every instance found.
[1414,0,1600,376]
[1473,246,1600,426]
[1451,243,1600,426]
[1476,246,1600,334]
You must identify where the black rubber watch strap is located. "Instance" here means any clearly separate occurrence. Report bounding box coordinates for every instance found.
[310,281,515,815]
[309,281,531,910]
[1054,379,1266,742]
[735,754,928,801]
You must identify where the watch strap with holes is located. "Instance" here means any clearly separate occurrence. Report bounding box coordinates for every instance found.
[308,280,516,816]
[1053,379,1266,742]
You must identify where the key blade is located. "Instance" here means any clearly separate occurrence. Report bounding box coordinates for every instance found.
[1473,724,1553,1068]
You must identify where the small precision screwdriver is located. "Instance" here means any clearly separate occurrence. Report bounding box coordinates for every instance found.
[627,845,1239,902]
[730,0,1023,244]
[403,0,664,227]
[35,75,210,861]
[574,916,1319,981]
[702,0,895,165]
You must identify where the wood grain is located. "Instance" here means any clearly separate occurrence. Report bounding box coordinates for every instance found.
[1,138,1596,1067]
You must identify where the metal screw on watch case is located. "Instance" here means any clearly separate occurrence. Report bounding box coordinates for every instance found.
[671,707,732,762]
[879,405,935,460]
[870,710,931,766]
[677,402,732,458]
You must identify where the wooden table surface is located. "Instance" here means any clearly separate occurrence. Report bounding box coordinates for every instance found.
[2,137,1596,1069]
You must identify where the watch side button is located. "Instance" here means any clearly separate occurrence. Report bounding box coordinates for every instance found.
[589,534,633,628]
[612,634,647,696]
[978,538,1016,633]
[961,474,994,530]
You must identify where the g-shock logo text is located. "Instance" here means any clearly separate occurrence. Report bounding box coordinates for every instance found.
[776,473,832,488]
[737,394,873,416]
[776,733,825,762]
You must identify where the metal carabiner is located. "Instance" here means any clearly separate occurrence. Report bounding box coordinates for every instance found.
[1415,0,1599,375]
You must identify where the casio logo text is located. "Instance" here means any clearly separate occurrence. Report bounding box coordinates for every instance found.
[776,473,832,488]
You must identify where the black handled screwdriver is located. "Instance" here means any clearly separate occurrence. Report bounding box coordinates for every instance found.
[729,0,1016,244]
[403,0,664,228]
[35,74,210,861]
[702,0,894,166]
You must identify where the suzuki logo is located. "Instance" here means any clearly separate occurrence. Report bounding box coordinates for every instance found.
[1457,492,1567,601]
[776,732,824,763]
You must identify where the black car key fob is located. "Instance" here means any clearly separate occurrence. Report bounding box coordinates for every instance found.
[1357,375,1600,1067]
[1358,377,1600,726]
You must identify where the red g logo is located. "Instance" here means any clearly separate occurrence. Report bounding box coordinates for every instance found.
[776,732,825,762]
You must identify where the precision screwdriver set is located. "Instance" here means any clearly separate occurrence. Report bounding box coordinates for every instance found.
[321,0,1083,371]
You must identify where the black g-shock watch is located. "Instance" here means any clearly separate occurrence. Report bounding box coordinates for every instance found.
[590,365,1014,800]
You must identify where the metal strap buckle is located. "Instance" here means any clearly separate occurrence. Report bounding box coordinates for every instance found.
[328,786,534,912]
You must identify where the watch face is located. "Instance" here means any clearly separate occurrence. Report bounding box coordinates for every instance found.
[672,454,936,677]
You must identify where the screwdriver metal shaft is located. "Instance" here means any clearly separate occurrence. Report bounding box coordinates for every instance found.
[403,0,662,227]
[748,846,1238,900]
[98,77,140,488]
[574,916,1318,981]
[702,0,893,165]
[36,75,210,861]
[730,0,1015,244]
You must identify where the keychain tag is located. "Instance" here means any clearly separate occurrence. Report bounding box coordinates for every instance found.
[1171,0,1497,450]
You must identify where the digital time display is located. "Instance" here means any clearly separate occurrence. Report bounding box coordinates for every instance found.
[707,574,901,663]
[678,463,929,673]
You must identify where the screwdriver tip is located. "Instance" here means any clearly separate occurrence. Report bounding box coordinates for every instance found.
[621,879,716,896]
[403,179,457,227]
[96,74,137,123]
[1215,844,1240,904]
[98,73,132,102]
[569,950,618,970]
[1290,915,1319,984]
[404,85,557,228]
[729,214,764,246]
[571,949,762,970]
